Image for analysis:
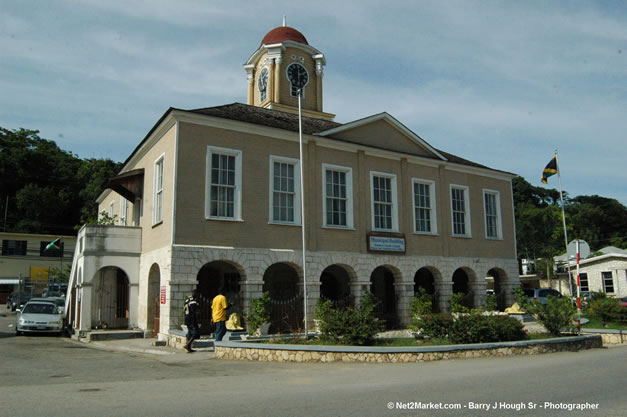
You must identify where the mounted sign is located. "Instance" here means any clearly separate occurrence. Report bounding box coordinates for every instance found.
[160,286,167,304]
[367,232,406,254]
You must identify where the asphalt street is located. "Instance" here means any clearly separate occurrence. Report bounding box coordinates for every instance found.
[2,311,626,417]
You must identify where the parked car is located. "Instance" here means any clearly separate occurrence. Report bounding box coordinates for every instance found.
[522,288,562,304]
[619,297,627,307]
[6,292,31,311]
[29,297,66,314]
[16,300,64,336]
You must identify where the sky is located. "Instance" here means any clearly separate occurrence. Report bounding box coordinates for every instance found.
[1,0,626,206]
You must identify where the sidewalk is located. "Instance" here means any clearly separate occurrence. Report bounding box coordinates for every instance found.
[67,337,217,362]
[71,321,548,360]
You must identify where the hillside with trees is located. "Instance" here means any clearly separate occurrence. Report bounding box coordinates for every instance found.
[0,127,122,235]
[513,176,627,277]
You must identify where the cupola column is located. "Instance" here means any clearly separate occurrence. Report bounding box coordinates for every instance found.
[244,65,254,105]
[273,56,282,105]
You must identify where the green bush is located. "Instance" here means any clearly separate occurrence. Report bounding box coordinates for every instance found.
[450,292,470,314]
[526,296,576,336]
[408,288,434,332]
[246,292,272,334]
[588,298,627,324]
[314,292,384,346]
[485,294,498,312]
[513,287,530,310]
[417,313,453,338]
[449,313,527,344]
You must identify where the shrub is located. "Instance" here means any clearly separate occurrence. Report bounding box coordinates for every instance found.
[449,313,527,344]
[588,298,627,324]
[513,287,530,310]
[526,296,576,336]
[450,292,470,314]
[314,292,384,346]
[408,288,434,332]
[485,294,498,312]
[246,292,272,334]
[417,313,453,338]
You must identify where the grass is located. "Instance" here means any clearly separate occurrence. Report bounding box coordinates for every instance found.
[580,316,627,331]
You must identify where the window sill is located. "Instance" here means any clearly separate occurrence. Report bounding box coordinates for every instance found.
[413,232,439,236]
[268,221,302,227]
[206,217,244,223]
[452,234,472,239]
[152,221,163,228]
[322,225,356,231]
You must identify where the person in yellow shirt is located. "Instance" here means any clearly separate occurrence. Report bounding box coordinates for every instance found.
[211,288,230,341]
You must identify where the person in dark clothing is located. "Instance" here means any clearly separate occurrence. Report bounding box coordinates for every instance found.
[183,290,200,353]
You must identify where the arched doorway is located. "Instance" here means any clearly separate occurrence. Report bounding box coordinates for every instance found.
[263,263,303,333]
[370,266,398,329]
[91,267,129,329]
[320,265,352,308]
[486,268,507,310]
[147,263,160,335]
[452,268,473,309]
[196,261,242,335]
[414,267,437,312]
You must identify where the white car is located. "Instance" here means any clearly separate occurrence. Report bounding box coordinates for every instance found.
[16,301,64,336]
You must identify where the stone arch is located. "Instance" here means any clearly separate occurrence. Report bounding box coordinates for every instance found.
[196,260,244,335]
[263,262,303,333]
[91,266,130,329]
[319,264,353,308]
[414,266,441,312]
[486,267,508,310]
[451,267,477,309]
[370,265,401,329]
[147,263,161,334]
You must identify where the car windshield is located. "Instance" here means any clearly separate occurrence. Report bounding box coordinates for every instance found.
[22,303,57,314]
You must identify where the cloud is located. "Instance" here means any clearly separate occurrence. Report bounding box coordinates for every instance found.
[1,0,626,206]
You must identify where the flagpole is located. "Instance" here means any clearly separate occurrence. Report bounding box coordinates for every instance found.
[297,88,308,338]
[555,152,573,297]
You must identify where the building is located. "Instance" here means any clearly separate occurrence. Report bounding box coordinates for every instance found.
[0,232,76,303]
[65,25,519,341]
[540,247,627,297]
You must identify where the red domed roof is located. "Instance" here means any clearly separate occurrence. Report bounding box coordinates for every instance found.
[261,26,308,46]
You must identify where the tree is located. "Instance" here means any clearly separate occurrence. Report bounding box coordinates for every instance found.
[566,196,627,250]
[0,126,122,234]
[76,159,123,224]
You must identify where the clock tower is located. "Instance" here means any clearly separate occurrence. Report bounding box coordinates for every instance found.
[244,24,335,121]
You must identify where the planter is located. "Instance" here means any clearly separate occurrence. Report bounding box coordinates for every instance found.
[258,322,270,336]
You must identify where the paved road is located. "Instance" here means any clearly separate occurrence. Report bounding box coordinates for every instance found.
[2,311,626,417]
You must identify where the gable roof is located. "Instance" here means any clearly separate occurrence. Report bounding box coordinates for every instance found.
[315,112,447,161]
[120,102,513,177]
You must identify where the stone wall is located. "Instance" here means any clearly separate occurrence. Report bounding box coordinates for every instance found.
[215,336,602,363]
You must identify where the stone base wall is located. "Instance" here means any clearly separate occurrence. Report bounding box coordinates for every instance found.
[599,333,626,345]
[215,336,602,363]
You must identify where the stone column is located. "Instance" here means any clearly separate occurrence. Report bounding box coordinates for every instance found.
[470,280,487,309]
[128,282,139,329]
[300,281,320,331]
[435,280,453,313]
[350,281,371,306]
[78,282,92,332]
[395,281,415,327]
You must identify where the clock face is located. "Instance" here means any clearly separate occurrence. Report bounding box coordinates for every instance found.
[286,63,309,88]
[258,68,268,91]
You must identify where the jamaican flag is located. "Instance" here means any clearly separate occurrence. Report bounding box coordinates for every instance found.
[45,238,61,252]
[541,156,558,184]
